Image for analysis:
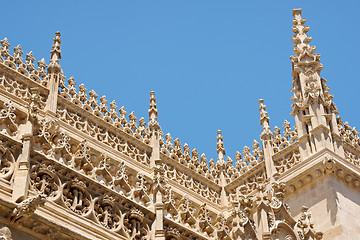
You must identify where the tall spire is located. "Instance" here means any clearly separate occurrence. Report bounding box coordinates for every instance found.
[290,9,337,116]
[290,9,342,158]
[48,32,62,73]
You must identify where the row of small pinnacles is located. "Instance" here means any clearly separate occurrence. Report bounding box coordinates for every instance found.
[0,33,228,235]
[0,8,349,239]
[0,33,324,240]
[337,116,360,164]
[0,35,303,182]
[3,27,357,201]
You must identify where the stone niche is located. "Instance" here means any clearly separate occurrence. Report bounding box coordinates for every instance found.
[285,175,360,240]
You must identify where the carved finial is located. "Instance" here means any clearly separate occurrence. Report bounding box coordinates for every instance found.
[26,88,41,122]
[149,91,158,122]
[99,95,108,113]
[259,99,269,126]
[51,32,61,60]
[13,45,23,65]
[1,37,11,60]
[48,32,62,72]
[259,99,271,136]
[37,58,47,78]
[109,100,118,118]
[25,51,36,73]
[217,130,225,162]
[147,91,161,135]
[291,9,317,57]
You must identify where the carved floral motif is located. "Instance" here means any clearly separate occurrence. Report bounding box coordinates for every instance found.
[94,195,121,230]
[62,179,91,215]
[30,164,60,198]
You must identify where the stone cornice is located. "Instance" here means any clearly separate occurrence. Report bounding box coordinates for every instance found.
[279,148,360,196]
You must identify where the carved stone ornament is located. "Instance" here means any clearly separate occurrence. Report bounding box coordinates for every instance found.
[10,194,46,223]
[0,227,12,240]
[0,141,15,181]
[62,179,91,216]
[323,157,335,174]
[93,195,121,230]
[0,8,356,240]
[0,101,18,135]
[30,164,61,199]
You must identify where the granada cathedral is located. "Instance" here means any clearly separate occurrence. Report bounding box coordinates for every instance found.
[0,9,358,240]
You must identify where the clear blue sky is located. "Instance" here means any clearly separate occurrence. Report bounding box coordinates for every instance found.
[2,1,359,161]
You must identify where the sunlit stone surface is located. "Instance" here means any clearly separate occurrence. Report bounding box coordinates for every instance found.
[0,9,357,240]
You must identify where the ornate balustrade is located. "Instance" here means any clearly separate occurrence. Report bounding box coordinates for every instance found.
[56,97,152,167]
[29,150,155,239]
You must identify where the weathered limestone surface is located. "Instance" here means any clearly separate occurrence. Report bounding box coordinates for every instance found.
[0,8,358,240]
[287,175,360,239]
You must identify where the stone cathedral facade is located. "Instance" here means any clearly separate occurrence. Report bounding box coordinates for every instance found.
[0,8,358,240]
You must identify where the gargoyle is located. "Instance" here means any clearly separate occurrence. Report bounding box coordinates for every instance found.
[10,194,46,223]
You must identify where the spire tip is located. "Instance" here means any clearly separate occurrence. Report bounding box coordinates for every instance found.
[149,90,158,121]
[48,32,62,72]
[292,9,302,17]
[216,130,225,156]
